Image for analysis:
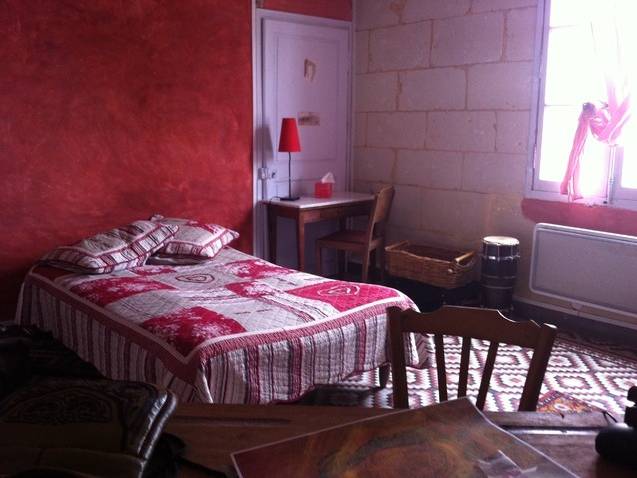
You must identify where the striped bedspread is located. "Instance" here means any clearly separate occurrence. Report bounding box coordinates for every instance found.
[17,248,424,403]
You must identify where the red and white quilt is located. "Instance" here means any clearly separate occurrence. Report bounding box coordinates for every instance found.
[17,248,424,403]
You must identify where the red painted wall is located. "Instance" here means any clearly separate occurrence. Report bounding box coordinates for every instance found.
[0,0,253,317]
[522,198,637,236]
[262,0,352,21]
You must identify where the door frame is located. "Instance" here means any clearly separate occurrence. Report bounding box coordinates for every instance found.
[252,6,353,259]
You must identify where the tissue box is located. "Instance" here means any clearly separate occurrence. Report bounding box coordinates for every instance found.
[315,182,333,198]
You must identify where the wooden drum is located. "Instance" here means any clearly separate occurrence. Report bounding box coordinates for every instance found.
[480,236,520,309]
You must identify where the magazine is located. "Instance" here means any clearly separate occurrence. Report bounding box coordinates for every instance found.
[231,398,575,478]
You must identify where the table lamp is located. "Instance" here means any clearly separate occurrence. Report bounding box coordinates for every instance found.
[278,117,301,201]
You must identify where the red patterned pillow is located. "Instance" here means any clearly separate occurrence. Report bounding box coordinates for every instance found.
[42,220,178,274]
[151,215,239,259]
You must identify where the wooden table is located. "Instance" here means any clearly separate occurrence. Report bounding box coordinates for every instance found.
[167,403,634,477]
[265,192,374,272]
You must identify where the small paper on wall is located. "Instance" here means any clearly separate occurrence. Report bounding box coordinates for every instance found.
[304,59,316,81]
[298,112,320,126]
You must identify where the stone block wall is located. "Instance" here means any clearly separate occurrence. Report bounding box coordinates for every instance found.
[354,0,538,292]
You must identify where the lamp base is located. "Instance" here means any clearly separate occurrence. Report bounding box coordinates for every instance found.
[280,196,300,201]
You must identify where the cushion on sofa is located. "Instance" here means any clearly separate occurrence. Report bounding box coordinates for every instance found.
[0,379,178,478]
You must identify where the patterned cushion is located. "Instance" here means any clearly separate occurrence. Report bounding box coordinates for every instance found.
[42,221,178,274]
[151,215,239,259]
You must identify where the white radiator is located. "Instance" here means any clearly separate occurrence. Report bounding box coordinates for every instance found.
[530,223,637,318]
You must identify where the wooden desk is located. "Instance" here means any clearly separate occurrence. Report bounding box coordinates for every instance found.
[265,192,374,272]
[167,404,633,477]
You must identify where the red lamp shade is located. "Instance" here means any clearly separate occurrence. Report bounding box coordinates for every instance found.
[278,118,301,153]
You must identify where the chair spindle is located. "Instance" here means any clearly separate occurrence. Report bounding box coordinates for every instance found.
[457,336,472,398]
[476,341,499,410]
[433,334,447,402]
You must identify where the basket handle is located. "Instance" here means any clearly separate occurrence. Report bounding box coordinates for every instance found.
[385,240,409,252]
[454,251,475,266]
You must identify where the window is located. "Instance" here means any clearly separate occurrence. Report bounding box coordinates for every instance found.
[532,0,637,207]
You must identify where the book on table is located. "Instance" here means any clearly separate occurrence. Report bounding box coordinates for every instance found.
[231,398,575,478]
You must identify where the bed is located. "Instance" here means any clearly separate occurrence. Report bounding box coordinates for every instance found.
[16,247,425,403]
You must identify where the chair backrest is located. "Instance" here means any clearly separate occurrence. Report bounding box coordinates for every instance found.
[387,306,557,411]
[365,186,395,242]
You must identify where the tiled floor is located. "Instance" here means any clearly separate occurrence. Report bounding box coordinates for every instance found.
[310,271,637,415]
[309,331,637,415]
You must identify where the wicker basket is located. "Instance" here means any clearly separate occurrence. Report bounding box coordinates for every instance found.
[385,241,476,289]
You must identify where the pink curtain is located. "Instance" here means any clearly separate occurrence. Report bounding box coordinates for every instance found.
[560,7,632,201]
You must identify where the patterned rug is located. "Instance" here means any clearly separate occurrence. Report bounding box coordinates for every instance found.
[309,332,637,415]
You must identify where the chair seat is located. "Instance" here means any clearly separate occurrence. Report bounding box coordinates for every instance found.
[315,186,394,283]
[318,230,365,244]
[317,230,381,251]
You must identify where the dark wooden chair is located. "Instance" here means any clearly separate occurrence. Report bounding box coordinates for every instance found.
[387,306,557,411]
[315,186,394,283]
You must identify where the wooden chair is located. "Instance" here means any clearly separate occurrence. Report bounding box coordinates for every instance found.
[387,306,557,411]
[315,186,394,283]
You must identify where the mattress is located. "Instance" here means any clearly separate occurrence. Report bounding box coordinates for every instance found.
[17,248,424,403]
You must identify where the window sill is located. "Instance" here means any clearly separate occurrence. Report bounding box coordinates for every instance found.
[525,187,637,210]
[521,196,637,237]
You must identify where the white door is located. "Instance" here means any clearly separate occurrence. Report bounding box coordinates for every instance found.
[254,11,351,270]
